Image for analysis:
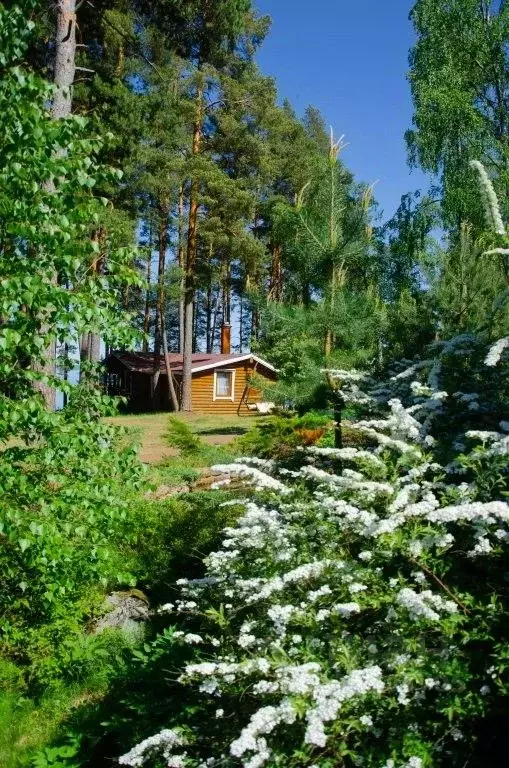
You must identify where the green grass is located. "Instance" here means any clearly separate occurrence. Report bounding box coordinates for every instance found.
[148,416,240,489]
[105,412,261,464]
[0,683,87,767]
[0,634,134,768]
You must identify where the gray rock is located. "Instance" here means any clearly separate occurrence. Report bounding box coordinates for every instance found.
[93,590,150,639]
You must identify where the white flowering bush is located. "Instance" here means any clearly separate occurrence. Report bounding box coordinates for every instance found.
[117,333,508,768]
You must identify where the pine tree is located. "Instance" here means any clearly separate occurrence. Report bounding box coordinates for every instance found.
[155,0,267,410]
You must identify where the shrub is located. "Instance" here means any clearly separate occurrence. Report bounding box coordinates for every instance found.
[234,412,330,460]
[130,491,244,599]
[0,632,135,768]
[166,418,204,456]
[161,417,235,485]
[110,332,508,768]
[0,388,145,686]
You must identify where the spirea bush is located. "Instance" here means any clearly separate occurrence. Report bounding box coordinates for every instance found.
[117,332,508,768]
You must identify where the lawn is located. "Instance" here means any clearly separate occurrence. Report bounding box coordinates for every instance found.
[106,411,261,464]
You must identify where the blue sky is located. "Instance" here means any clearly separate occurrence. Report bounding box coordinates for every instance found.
[254,0,429,223]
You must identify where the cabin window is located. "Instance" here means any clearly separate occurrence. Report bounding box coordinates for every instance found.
[214,369,235,401]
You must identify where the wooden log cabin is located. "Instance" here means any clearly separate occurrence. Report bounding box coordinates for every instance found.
[105,333,277,415]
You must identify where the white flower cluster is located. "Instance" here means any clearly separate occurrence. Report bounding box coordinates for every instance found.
[119,729,186,767]
[396,588,458,621]
[484,336,509,368]
[230,699,296,768]
[466,429,509,457]
[304,666,384,747]
[470,160,506,235]
[121,343,507,767]
[301,464,394,500]
[211,463,290,494]
[173,631,203,644]
[226,663,384,766]
[390,360,433,381]
[322,368,369,382]
[349,423,423,457]
[234,559,341,605]
[306,445,386,470]
[427,501,509,525]
[383,759,423,768]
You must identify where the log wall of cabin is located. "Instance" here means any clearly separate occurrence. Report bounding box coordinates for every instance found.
[106,358,275,414]
[191,362,275,414]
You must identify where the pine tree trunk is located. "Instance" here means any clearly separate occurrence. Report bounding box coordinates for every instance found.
[154,202,169,356]
[239,294,244,353]
[182,84,203,411]
[35,0,77,410]
[268,244,283,302]
[160,302,179,411]
[211,287,220,353]
[142,244,152,352]
[223,258,231,325]
[178,184,185,354]
[193,293,199,353]
[205,241,214,353]
[206,278,213,354]
[182,295,194,410]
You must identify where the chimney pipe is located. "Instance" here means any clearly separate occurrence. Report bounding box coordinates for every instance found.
[220,323,231,355]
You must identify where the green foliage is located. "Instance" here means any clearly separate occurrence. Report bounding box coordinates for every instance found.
[408,0,509,229]
[235,412,330,459]
[376,192,439,302]
[0,630,135,768]
[0,402,144,684]
[162,416,235,482]
[433,224,508,339]
[166,417,204,456]
[151,460,202,489]
[13,491,246,767]
[32,741,82,768]
[257,292,384,408]
[58,333,509,768]
[381,288,437,363]
[125,489,242,598]
[0,3,144,694]
[0,7,140,414]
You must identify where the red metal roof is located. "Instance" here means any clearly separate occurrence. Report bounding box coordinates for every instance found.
[108,351,276,375]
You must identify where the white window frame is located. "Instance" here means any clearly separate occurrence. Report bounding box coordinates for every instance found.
[213,369,235,402]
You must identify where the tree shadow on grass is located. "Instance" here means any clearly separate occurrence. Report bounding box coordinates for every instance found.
[195,426,248,436]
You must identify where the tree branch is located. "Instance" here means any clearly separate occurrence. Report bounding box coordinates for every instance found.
[410,557,471,615]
